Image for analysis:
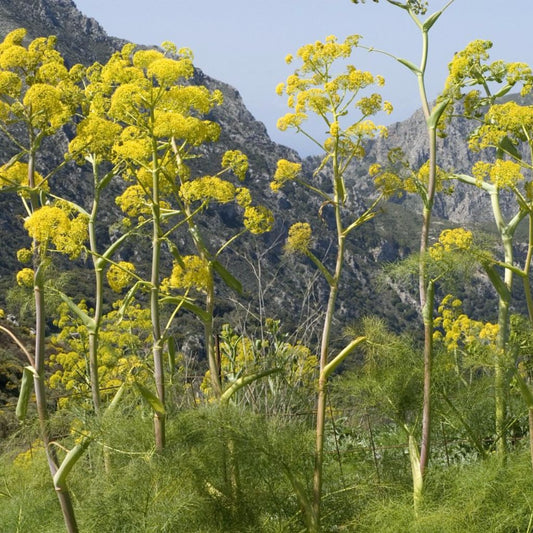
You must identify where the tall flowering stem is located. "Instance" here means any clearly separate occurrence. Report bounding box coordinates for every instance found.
[0,29,84,533]
[441,43,533,457]
[351,0,455,510]
[274,35,389,531]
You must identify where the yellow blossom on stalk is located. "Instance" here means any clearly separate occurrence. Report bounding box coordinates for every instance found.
[16,268,34,288]
[357,94,383,116]
[472,159,523,189]
[0,308,4,319]
[106,261,136,293]
[162,85,222,115]
[115,185,151,218]
[132,49,164,69]
[444,40,493,93]
[37,61,68,84]
[146,57,194,86]
[243,205,274,234]
[235,187,252,207]
[434,294,498,351]
[180,176,236,204]
[470,101,533,151]
[285,222,312,254]
[113,125,152,162]
[441,39,533,125]
[69,115,122,163]
[0,70,21,97]
[271,159,302,191]
[24,205,88,258]
[16,248,32,263]
[0,43,30,71]
[168,255,209,291]
[404,161,448,194]
[277,112,307,132]
[23,83,72,130]
[153,112,220,144]
[0,161,48,193]
[429,227,473,262]
[108,82,147,122]
[373,169,404,198]
[222,150,248,181]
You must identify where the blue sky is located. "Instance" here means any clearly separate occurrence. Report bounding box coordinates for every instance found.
[73,0,533,156]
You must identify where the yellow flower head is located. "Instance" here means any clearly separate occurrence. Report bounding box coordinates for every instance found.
[285,222,312,254]
[115,185,151,218]
[24,205,88,258]
[146,57,194,86]
[106,261,136,293]
[16,248,32,264]
[23,83,72,130]
[271,159,302,191]
[16,268,34,288]
[69,115,122,162]
[429,228,473,262]
[472,159,523,189]
[222,150,248,181]
[169,255,209,291]
[180,176,236,205]
[243,206,274,234]
[0,161,48,194]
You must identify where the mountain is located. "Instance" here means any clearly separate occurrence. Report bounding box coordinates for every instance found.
[0,0,510,340]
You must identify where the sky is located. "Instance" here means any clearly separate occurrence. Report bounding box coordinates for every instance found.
[72,0,533,156]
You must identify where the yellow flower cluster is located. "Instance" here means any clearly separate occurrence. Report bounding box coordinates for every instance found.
[49,300,152,407]
[470,101,533,151]
[235,187,252,207]
[434,294,499,351]
[168,255,210,291]
[0,161,48,194]
[180,176,236,204]
[429,227,473,262]
[69,114,122,163]
[16,268,34,288]
[444,40,493,93]
[285,222,312,254]
[243,206,274,234]
[24,205,88,258]
[16,248,32,263]
[276,34,390,147]
[271,159,302,191]
[472,159,524,189]
[112,125,151,162]
[115,185,151,218]
[106,261,136,293]
[221,150,248,181]
[0,30,82,134]
[82,41,224,155]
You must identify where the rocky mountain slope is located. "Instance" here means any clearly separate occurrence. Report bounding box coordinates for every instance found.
[0,0,514,338]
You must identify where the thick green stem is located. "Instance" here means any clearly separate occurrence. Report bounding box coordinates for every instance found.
[416,27,437,488]
[151,148,165,452]
[29,151,79,532]
[88,181,102,415]
[205,262,222,397]
[312,147,345,530]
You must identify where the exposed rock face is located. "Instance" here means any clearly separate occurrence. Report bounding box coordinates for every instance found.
[0,0,122,64]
